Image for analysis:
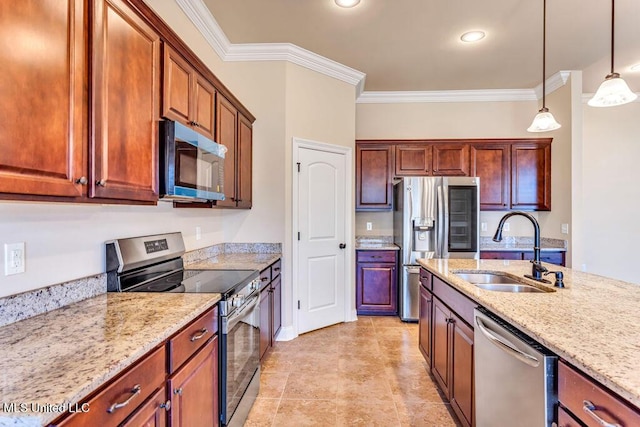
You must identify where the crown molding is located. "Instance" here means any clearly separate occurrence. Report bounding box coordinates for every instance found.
[173,0,366,95]
[533,71,571,99]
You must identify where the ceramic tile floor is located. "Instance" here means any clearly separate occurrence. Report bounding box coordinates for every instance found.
[245,316,461,427]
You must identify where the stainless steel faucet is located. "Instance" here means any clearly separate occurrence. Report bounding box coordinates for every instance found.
[493,211,551,283]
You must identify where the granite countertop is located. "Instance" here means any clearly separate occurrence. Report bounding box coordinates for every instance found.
[0,292,220,426]
[418,258,640,408]
[480,236,567,252]
[355,236,400,251]
[186,252,281,271]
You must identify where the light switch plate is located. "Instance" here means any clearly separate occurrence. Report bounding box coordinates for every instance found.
[561,223,569,234]
[5,242,25,276]
[366,222,372,231]
[481,222,487,232]
[195,226,202,241]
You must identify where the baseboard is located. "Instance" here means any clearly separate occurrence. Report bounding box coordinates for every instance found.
[346,309,358,323]
[274,325,297,342]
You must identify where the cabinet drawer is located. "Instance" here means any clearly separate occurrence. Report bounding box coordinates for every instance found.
[479,251,522,260]
[271,259,282,278]
[558,361,640,427]
[58,346,166,427]
[259,266,272,289]
[356,250,396,263]
[168,306,217,373]
[420,268,432,290]
[557,405,582,427]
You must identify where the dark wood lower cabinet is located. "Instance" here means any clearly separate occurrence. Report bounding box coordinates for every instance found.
[481,250,566,266]
[121,387,168,427]
[557,406,582,427]
[272,274,282,338]
[259,259,282,360]
[450,314,474,427]
[431,298,451,396]
[168,337,219,427]
[356,250,398,315]
[259,283,271,359]
[418,284,433,367]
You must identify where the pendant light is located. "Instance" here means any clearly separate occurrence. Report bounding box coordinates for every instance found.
[528,0,561,132]
[588,0,637,107]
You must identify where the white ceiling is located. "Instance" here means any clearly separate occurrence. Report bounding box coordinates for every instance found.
[203,0,640,93]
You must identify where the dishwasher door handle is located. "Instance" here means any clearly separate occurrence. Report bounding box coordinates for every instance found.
[475,316,540,368]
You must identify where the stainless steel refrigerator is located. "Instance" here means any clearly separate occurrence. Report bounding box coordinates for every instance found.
[393,176,480,321]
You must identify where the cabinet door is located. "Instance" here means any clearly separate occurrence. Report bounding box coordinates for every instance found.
[162,45,192,126]
[431,298,451,396]
[169,337,219,427]
[0,0,85,198]
[395,144,432,176]
[523,251,566,266]
[236,114,253,209]
[433,144,469,176]
[356,261,397,315]
[259,287,271,360]
[418,285,433,367]
[121,386,168,427]
[470,144,510,210]
[193,75,216,140]
[557,406,582,427]
[356,144,393,210]
[216,95,238,207]
[511,142,551,210]
[271,274,282,339]
[450,314,474,427]
[480,251,522,261]
[91,0,160,202]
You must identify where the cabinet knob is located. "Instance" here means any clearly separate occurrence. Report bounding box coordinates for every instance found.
[160,400,171,411]
[174,388,183,396]
[96,179,107,187]
[75,176,88,185]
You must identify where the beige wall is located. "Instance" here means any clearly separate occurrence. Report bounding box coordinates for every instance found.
[356,95,573,250]
[580,99,640,283]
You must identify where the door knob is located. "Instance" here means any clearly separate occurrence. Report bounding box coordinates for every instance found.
[339,243,346,249]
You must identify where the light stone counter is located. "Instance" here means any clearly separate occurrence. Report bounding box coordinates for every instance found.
[0,292,220,426]
[186,252,281,271]
[418,258,640,408]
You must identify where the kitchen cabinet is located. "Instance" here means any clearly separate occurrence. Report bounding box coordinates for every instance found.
[162,45,216,140]
[480,250,566,266]
[168,337,219,427]
[356,144,394,211]
[423,270,475,427]
[418,269,433,367]
[1,0,160,204]
[395,144,432,175]
[511,142,552,211]
[259,259,282,360]
[215,95,253,209]
[432,143,469,176]
[558,360,640,427]
[470,143,511,210]
[355,250,398,315]
[52,306,218,427]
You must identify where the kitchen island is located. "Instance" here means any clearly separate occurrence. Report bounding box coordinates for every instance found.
[0,292,220,426]
[418,258,640,409]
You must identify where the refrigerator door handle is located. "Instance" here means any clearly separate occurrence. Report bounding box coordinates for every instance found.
[436,184,446,257]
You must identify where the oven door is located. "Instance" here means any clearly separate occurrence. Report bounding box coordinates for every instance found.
[220,293,260,426]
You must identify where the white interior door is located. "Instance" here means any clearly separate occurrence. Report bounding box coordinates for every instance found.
[297,145,347,334]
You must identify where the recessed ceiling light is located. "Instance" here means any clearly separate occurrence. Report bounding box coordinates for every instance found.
[460,31,486,43]
[335,0,361,8]
[631,64,640,72]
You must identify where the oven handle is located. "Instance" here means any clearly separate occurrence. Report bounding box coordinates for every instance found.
[222,294,259,334]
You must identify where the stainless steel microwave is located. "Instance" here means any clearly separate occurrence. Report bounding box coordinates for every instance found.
[159,120,226,202]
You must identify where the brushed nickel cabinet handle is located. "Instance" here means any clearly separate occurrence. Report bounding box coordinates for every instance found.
[107,384,141,413]
[582,400,622,427]
[75,176,88,185]
[96,179,107,187]
[190,328,208,342]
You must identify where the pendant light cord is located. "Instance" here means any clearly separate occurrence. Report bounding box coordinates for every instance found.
[542,0,547,109]
[610,0,615,74]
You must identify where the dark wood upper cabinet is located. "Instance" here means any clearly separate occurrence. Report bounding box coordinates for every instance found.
[162,44,216,140]
[395,144,432,176]
[356,144,393,211]
[0,0,85,198]
[470,144,511,210]
[237,113,253,209]
[91,0,160,202]
[511,142,551,211]
[433,143,469,176]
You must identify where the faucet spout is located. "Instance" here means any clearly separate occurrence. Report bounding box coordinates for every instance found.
[493,211,549,283]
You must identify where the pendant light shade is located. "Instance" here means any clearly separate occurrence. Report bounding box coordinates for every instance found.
[588,0,637,107]
[528,0,560,133]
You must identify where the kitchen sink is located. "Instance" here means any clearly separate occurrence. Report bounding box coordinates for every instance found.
[453,272,555,293]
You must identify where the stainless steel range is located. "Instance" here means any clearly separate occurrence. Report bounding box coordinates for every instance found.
[106,232,261,427]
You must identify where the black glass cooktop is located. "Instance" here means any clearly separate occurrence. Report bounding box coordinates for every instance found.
[127,269,258,297]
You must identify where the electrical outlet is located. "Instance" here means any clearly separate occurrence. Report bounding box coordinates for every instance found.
[4,242,25,276]
[195,226,202,241]
[581,263,587,272]
[366,222,372,231]
[561,223,569,234]
[481,222,487,232]
[503,223,510,232]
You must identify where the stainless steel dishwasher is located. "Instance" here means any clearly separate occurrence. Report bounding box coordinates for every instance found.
[474,307,557,426]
